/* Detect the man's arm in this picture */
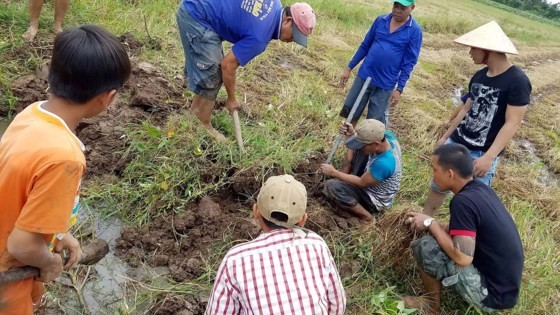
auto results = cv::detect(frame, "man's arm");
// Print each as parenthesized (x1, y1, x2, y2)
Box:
(205, 260, 240, 315)
(321, 164, 378, 188)
(437, 98, 471, 146)
(340, 150, 355, 174)
(407, 213, 474, 267)
(347, 19, 378, 70)
(7, 227, 63, 282)
(473, 105, 528, 177)
(396, 27, 422, 92)
(428, 221, 474, 267)
(221, 51, 241, 112)
(326, 250, 346, 315)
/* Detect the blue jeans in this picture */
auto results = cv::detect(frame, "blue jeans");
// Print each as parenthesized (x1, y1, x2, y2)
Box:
(339, 75, 393, 125)
(176, 5, 223, 100)
(430, 138, 500, 193)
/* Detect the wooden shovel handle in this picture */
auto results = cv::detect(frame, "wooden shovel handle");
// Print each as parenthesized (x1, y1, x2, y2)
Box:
(0, 238, 109, 285)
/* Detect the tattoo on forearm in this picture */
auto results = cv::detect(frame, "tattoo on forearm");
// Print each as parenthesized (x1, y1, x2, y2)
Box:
(453, 236, 476, 257)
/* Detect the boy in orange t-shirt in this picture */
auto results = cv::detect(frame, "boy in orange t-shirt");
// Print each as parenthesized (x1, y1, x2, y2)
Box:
(0, 25, 131, 314)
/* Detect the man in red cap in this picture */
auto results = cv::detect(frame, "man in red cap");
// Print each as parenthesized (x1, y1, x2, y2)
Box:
(177, 0, 317, 140)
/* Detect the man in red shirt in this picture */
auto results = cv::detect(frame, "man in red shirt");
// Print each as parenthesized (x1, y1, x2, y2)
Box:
(206, 175, 346, 314)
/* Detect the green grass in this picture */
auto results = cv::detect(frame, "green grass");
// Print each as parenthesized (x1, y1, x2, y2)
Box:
(2, 0, 560, 314)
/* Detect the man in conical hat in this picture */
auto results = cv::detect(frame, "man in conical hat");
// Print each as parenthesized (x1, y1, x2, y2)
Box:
(422, 21, 532, 216)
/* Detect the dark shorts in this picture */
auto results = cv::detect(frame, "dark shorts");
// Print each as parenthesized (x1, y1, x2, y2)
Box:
(339, 75, 393, 126)
(322, 179, 378, 213)
(176, 5, 223, 100)
(411, 235, 496, 313)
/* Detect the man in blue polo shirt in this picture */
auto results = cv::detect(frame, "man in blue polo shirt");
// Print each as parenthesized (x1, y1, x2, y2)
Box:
(339, 0, 422, 126)
(320, 119, 402, 222)
(176, 0, 316, 140)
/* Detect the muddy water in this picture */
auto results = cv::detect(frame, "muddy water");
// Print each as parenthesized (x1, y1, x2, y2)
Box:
(519, 140, 558, 187)
(78, 209, 130, 313)
(52, 209, 139, 314)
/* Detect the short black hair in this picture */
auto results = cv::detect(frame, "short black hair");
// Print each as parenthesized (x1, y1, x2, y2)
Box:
(262, 211, 289, 230)
(48, 24, 131, 104)
(433, 143, 473, 178)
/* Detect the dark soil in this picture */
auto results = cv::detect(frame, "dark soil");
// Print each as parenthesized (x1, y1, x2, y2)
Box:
(7, 57, 186, 177)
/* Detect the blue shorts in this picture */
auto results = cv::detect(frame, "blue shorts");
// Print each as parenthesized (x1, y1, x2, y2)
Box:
(339, 75, 393, 126)
(176, 5, 223, 100)
(430, 138, 500, 193)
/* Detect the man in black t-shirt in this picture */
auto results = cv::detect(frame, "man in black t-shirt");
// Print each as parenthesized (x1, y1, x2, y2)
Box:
(423, 21, 532, 215)
(404, 143, 524, 314)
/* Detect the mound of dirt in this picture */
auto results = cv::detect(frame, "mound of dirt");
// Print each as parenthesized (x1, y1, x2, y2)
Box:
(8, 60, 186, 177)
(116, 196, 261, 281)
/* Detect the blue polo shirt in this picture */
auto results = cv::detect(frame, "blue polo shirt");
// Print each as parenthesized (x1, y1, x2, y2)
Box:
(183, 0, 282, 66)
(348, 14, 422, 91)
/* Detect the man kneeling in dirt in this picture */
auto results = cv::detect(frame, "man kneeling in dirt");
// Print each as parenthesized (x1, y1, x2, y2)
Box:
(205, 175, 346, 314)
(320, 119, 402, 222)
(404, 143, 523, 314)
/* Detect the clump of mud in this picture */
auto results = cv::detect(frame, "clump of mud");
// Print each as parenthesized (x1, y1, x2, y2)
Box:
(8, 59, 186, 177)
(116, 196, 260, 281)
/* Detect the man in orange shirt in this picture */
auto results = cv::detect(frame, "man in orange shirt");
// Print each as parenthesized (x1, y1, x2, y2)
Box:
(0, 25, 131, 314)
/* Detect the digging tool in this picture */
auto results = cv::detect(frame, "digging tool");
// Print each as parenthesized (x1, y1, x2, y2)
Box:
(0, 238, 109, 285)
(326, 76, 371, 164)
(232, 109, 244, 151)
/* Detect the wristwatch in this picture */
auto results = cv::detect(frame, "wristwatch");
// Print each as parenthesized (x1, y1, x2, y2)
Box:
(423, 217, 435, 229)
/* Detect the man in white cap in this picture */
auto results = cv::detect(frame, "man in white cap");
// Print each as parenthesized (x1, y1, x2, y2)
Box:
(177, 0, 317, 139)
(422, 21, 532, 215)
(320, 119, 402, 222)
(205, 174, 346, 314)
(339, 0, 422, 126)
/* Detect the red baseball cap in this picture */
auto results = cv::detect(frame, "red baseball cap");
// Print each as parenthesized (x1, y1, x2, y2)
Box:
(290, 2, 316, 48)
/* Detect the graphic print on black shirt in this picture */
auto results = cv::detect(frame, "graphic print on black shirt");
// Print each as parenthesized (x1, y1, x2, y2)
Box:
(458, 83, 500, 147)
(451, 66, 531, 152)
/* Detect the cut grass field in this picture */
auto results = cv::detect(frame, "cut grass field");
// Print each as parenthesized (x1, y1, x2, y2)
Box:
(1, 0, 560, 314)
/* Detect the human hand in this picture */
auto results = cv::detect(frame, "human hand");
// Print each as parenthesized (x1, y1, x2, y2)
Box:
(405, 212, 432, 232)
(320, 163, 336, 176)
(338, 121, 355, 137)
(390, 90, 401, 105)
(36, 253, 63, 283)
(54, 233, 82, 269)
(473, 155, 493, 178)
(226, 97, 241, 113)
(340, 67, 351, 87)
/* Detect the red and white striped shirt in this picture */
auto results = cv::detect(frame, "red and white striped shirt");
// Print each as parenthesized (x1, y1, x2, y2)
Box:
(205, 228, 346, 315)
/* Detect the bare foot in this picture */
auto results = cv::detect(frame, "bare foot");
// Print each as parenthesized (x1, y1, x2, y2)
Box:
(403, 296, 438, 315)
(53, 24, 63, 35)
(22, 26, 38, 42)
(206, 127, 227, 142)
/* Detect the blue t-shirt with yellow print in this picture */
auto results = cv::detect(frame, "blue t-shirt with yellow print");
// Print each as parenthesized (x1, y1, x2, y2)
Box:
(183, 0, 283, 66)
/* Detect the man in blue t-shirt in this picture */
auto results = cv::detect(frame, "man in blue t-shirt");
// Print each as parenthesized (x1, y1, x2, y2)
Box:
(320, 119, 402, 222)
(176, 0, 316, 140)
(339, 0, 422, 126)
(405, 143, 524, 314)
(423, 21, 532, 215)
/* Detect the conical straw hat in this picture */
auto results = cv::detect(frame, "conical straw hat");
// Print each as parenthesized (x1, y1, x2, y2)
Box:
(454, 21, 518, 55)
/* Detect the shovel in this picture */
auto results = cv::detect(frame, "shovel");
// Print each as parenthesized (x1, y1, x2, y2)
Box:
(232, 109, 244, 151)
(326, 76, 371, 163)
(0, 238, 109, 285)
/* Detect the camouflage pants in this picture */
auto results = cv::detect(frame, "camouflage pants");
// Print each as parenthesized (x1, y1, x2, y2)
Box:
(411, 235, 496, 313)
